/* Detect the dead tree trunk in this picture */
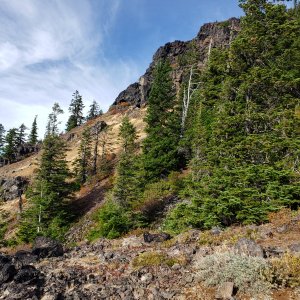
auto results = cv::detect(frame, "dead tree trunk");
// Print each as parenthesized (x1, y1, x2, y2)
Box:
(181, 66, 200, 137)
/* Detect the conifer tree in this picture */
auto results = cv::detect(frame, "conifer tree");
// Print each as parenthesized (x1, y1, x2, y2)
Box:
(19, 134, 74, 241)
(17, 123, 28, 146)
(66, 90, 85, 131)
(45, 103, 64, 137)
(73, 127, 92, 184)
(28, 116, 38, 145)
(142, 60, 181, 181)
(86, 100, 102, 121)
(181, 0, 300, 228)
(113, 116, 138, 207)
(3, 128, 18, 163)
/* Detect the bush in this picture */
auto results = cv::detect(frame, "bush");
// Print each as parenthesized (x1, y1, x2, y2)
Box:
(195, 252, 272, 295)
(134, 172, 183, 223)
(163, 202, 202, 234)
(132, 251, 178, 268)
(264, 254, 300, 288)
(88, 200, 133, 240)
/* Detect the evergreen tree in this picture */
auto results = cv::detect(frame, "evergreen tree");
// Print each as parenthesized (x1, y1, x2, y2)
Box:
(142, 60, 181, 181)
(113, 116, 139, 207)
(3, 128, 18, 163)
(17, 123, 28, 146)
(66, 90, 85, 131)
(181, 0, 300, 229)
(28, 116, 38, 145)
(86, 100, 102, 121)
(73, 127, 92, 184)
(19, 134, 74, 241)
(119, 116, 137, 154)
(45, 103, 64, 137)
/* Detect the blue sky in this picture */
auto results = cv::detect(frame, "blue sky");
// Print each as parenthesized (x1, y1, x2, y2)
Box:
(0, 0, 244, 137)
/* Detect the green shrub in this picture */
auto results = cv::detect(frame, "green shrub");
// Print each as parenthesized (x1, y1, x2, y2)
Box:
(195, 252, 272, 295)
(88, 200, 133, 240)
(163, 202, 202, 234)
(132, 251, 178, 268)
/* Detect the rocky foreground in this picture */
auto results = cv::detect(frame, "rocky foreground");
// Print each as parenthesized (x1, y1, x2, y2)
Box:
(1, 211, 300, 300)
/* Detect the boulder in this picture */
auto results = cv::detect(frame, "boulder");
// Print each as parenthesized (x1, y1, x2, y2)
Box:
(32, 237, 63, 259)
(0, 263, 17, 285)
(14, 250, 38, 268)
(14, 265, 41, 284)
(288, 243, 300, 253)
(235, 238, 264, 258)
(215, 282, 234, 300)
(0, 176, 28, 201)
(0, 253, 12, 268)
(143, 232, 171, 243)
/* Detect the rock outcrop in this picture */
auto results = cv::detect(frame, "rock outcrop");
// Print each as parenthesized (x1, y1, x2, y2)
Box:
(110, 18, 240, 111)
(0, 176, 28, 201)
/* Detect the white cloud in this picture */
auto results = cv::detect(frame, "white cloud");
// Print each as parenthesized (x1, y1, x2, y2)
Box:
(0, 0, 139, 137)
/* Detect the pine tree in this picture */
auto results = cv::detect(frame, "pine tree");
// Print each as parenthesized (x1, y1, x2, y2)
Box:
(66, 90, 85, 131)
(3, 128, 18, 163)
(45, 103, 64, 137)
(142, 60, 181, 181)
(73, 127, 92, 184)
(182, 0, 300, 229)
(113, 116, 139, 207)
(86, 100, 102, 121)
(19, 134, 74, 241)
(17, 123, 28, 146)
(119, 116, 137, 154)
(28, 116, 38, 145)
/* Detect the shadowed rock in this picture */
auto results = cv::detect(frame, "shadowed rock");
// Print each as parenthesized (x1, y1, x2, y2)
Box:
(143, 232, 171, 243)
(32, 237, 63, 259)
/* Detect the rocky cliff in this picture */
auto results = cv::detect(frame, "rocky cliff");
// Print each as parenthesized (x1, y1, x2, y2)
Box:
(110, 18, 240, 111)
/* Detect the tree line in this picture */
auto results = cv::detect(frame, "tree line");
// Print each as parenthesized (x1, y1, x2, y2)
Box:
(0, 91, 103, 165)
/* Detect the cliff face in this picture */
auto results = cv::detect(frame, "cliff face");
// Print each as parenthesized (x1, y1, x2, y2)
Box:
(110, 18, 240, 111)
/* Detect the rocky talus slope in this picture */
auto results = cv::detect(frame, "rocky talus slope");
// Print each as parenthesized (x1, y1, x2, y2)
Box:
(1, 210, 300, 300)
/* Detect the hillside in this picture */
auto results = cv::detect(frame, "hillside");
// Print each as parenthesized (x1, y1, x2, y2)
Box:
(1, 1, 300, 299)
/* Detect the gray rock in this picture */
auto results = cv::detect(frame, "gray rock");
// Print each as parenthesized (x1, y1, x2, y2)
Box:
(235, 238, 264, 258)
(211, 227, 222, 235)
(276, 224, 289, 233)
(288, 243, 300, 252)
(215, 282, 234, 300)
(143, 232, 171, 243)
(0, 264, 17, 285)
(32, 237, 63, 259)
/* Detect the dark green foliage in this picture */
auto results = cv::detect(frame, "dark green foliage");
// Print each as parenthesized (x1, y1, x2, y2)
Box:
(119, 116, 137, 154)
(142, 60, 181, 181)
(73, 127, 92, 184)
(177, 0, 300, 231)
(88, 199, 133, 240)
(17, 123, 28, 146)
(86, 100, 102, 120)
(114, 117, 139, 206)
(18, 135, 75, 242)
(28, 116, 38, 145)
(3, 128, 18, 163)
(66, 90, 85, 131)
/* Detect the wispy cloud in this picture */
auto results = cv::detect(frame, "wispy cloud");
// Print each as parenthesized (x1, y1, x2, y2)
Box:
(0, 0, 139, 137)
